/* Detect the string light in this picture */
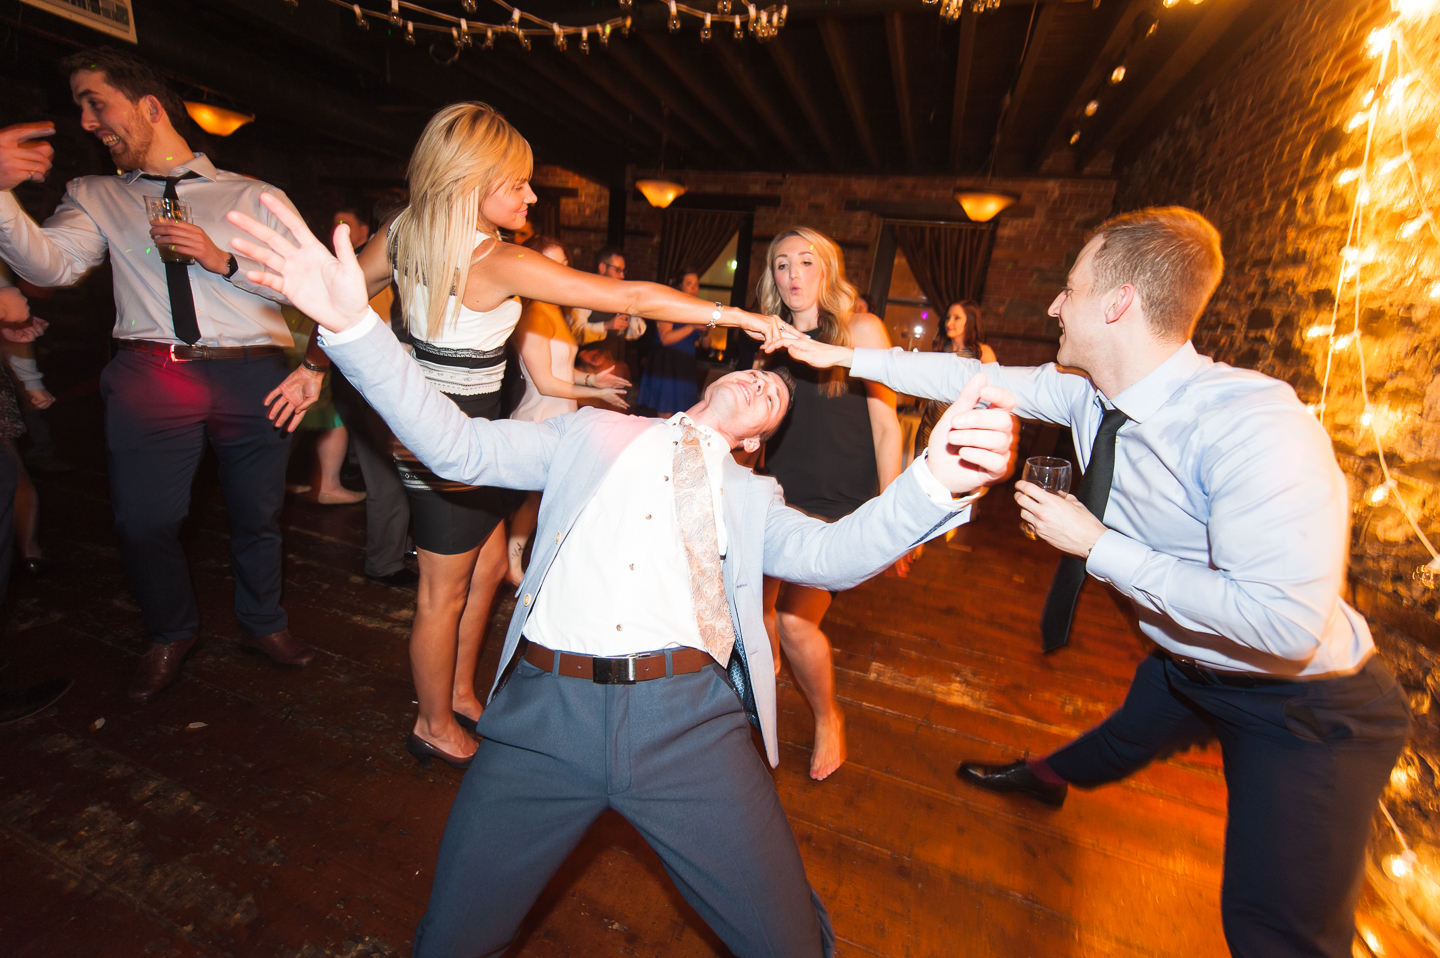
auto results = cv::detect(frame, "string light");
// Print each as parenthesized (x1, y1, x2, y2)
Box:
(323, 1, 791, 52)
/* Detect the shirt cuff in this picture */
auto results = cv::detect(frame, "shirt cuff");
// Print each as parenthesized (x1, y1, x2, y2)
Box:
(911, 451, 985, 511)
(316, 308, 380, 347)
(1084, 528, 1148, 591)
(850, 347, 884, 382)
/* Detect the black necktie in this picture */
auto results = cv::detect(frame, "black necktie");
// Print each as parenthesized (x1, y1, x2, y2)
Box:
(1039, 406, 1129, 652)
(141, 172, 201, 345)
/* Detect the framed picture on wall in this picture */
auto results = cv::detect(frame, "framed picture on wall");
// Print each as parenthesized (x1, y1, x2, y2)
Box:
(21, 0, 137, 44)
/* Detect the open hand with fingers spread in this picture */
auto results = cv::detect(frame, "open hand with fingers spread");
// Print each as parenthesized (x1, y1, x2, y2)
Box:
(766, 333, 852, 369)
(924, 373, 1017, 497)
(226, 192, 370, 333)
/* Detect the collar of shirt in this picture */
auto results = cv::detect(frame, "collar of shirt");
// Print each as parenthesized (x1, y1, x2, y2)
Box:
(121, 152, 215, 185)
(1108, 341, 1209, 425)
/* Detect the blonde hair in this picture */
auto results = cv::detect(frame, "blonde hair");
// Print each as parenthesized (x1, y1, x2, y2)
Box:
(390, 102, 533, 337)
(1088, 206, 1223, 341)
(757, 228, 855, 395)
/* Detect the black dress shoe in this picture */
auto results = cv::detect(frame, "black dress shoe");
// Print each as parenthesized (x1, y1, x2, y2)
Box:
(956, 759, 1069, 807)
(0, 678, 72, 724)
(406, 733, 475, 769)
(366, 567, 419, 589)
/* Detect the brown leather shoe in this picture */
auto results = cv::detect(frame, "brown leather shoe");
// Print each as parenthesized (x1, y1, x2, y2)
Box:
(128, 636, 198, 703)
(240, 629, 315, 667)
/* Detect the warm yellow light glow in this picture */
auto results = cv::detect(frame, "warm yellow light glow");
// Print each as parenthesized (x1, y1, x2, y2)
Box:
(1394, 0, 1439, 22)
(1427, 280, 1440, 299)
(1068, 130, 1081, 145)
(183, 101, 254, 136)
(1333, 332, 1357, 351)
(1346, 109, 1372, 132)
(1390, 762, 1415, 792)
(1362, 926, 1385, 954)
(1370, 483, 1391, 504)
(1385, 850, 1418, 880)
(1110, 65, 1127, 84)
(1399, 213, 1430, 238)
(1360, 408, 1375, 428)
(1162, 0, 1179, 7)
(954, 190, 1017, 222)
(635, 179, 686, 208)
(1084, 99, 1100, 116)
(1306, 324, 1335, 338)
(1336, 167, 1362, 185)
(1377, 152, 1410, 176)
(1367, 25, 1395, 58)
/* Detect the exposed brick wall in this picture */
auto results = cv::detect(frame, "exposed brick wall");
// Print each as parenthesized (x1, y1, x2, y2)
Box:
(1115, 0, 1439, 947)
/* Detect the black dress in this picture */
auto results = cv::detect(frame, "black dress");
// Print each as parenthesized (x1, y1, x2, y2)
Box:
(762, 335, 878, 522)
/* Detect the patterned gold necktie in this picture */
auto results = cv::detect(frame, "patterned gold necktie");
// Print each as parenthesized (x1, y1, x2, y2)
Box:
(673, 424, 736, 664)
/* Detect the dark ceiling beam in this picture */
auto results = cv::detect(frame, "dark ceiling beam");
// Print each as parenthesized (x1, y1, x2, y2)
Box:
(818, 18, 881, 169)
(637, 35, 770, 162)
(990, 0, 1065, 170)
(1034, 0, 1153, 168)
(947, 10, 978, 171)
(765, 40, 844, 168)
(505, 51, 663, 156)
(603, 42, 749, 168)
(579, 57, 700, 152)
(712, 40, 813, 171)
(885, 12, 918, 171)
(1080, 0, 1258, 168)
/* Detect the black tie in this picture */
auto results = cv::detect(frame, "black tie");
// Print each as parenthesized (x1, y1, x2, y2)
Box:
(141, 172, 201, 345)
(1039, 406, 1129, 652)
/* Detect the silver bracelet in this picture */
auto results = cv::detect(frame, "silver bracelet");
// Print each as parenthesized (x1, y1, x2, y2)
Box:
(707, 302, 723, 329)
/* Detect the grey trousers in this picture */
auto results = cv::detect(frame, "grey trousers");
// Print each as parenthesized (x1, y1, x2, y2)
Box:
(413, 652, 834, 957)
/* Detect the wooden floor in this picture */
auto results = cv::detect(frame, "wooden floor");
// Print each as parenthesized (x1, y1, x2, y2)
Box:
(0, 395, 1240, 957)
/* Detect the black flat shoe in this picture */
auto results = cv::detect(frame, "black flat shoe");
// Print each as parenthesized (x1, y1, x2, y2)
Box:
(452, 710, 479, 733)
(406, 733, 475, 769)
(956, 759, 1069, 808)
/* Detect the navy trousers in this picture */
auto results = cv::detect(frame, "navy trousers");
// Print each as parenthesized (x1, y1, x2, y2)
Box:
(414, 653, 834, 958)
(101, 350, 291, 645)
(1047, 651, 1409, 958)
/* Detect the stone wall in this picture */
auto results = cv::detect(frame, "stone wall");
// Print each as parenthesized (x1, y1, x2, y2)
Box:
(1115, 0, 1439, 950)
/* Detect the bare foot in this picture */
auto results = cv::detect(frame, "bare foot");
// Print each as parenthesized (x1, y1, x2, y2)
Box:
(809, 710, 847, 780)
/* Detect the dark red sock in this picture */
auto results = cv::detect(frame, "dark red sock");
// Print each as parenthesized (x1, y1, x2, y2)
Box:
(1026, 757, 1068, 786)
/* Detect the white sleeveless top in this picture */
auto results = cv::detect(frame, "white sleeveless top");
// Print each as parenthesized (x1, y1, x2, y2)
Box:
(396, 232, 522, 396)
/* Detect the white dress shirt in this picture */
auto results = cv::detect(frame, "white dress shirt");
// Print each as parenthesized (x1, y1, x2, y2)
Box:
(853, 343, 1375, 677)
(0, 153, 293, 347)
(524, 413, 730, 658)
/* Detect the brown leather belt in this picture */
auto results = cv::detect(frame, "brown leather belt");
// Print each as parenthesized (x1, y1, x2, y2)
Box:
(115, 339, 285, 361)
(520, 638, 714, 685)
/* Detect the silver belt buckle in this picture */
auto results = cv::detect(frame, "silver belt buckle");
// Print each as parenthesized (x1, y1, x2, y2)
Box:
(592, 656, 637, 685)
(169, 343, 199, 362)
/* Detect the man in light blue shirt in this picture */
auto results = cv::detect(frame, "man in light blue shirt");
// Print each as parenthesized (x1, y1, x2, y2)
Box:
(778, 206, 1409, 958)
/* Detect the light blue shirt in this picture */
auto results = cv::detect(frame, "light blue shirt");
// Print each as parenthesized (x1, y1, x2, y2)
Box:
(853, 343, 1374, 677)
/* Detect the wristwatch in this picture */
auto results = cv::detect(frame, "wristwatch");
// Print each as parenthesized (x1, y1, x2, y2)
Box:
(223, 254, 240, 279)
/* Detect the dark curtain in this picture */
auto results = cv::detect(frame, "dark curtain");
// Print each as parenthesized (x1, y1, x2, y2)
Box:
(657, 209, 745, 293)
(890, 221, 996, 313)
